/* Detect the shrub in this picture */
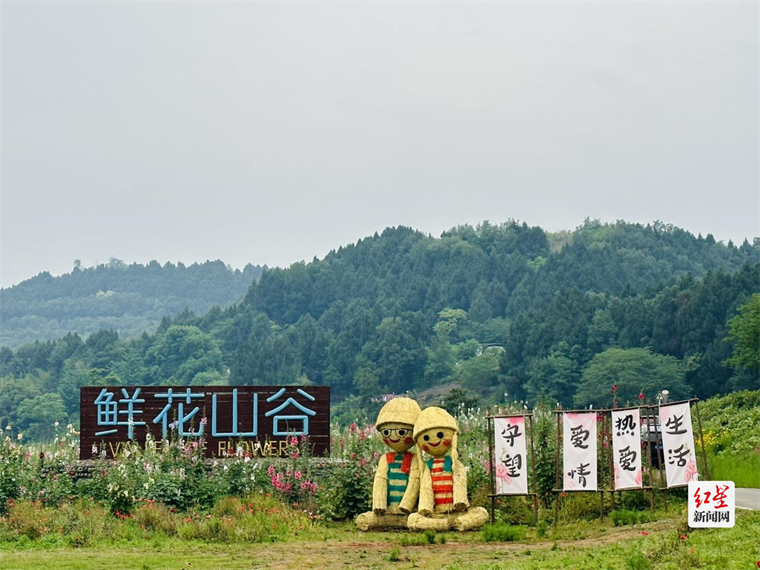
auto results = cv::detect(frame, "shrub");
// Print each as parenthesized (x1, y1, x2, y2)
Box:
(482, 522, 528, 542)
(132, 501, 178, 534)
(611, 509, 654, 527)
(316, 460, 372, 520)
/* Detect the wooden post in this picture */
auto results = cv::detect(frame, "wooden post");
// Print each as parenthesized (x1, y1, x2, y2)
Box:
(528, 414, 539, 525)
(652, 405, 668, 512)
(488, 415, 496, 525)
(644, 406, 655, 511)
(693, 399, 711, 481)
(553, 410, 562, 528)
(605, 411, 615, 513)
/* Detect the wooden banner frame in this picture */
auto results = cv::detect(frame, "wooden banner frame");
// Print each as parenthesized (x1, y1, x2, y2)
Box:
(487, 413, 539, 525)
(606, 405, 655, 512)
(552, 408, 606, 527)
(643, 398, 710, 502)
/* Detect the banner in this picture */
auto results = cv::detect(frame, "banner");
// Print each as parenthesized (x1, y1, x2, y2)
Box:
(659, 402, 698, 488)
(611, 408, 643, 490)
(563, 412, 597, 491)
(493, 416, 529, 495)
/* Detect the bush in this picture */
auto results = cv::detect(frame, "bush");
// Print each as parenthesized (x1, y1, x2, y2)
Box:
(482, 522, 528, 542)
(316, 460, 372, 520)
(611, 509, 654, 527)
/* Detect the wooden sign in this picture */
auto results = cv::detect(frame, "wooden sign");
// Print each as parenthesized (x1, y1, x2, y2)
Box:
(80, 386, 330, 459)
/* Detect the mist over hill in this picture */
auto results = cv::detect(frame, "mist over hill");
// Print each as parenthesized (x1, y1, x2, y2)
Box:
(1, 219, 758, 437)
(0, 260, 264, 348)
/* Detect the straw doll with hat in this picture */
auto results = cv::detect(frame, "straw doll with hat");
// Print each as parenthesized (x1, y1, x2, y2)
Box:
(406, 406, 488, 531)
(355, 397, 422, 530)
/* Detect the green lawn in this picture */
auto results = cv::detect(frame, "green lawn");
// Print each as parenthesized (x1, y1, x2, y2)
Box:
(1, 511, 757, 570)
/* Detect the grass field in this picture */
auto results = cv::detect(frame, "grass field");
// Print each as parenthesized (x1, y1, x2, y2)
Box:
(708, 452, 760, 488)
(1, 511, 757, 570)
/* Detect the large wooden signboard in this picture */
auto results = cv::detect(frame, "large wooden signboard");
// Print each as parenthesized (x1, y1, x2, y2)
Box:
(80, 386, 330, 459)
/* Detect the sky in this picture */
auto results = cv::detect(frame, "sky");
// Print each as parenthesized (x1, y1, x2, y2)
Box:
(1, 2, 758, 288)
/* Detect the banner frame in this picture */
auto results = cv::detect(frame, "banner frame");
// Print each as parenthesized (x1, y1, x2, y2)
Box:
(644, 398, 709, 491)
(607, 407, 655, 512)
(552, 408, 605, 526)
(486, 413, 539, 525)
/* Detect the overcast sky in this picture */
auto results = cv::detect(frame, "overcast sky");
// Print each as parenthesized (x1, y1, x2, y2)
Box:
(2, 2, 758, 288)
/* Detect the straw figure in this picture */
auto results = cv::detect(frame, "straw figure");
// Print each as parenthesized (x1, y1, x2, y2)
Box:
(406, 406, 488, 531)
(355, 397, 422, 531)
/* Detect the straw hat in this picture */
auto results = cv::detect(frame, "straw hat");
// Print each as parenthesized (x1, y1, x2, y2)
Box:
(376, 397, 421, 428)
(412, 406, 458, 440)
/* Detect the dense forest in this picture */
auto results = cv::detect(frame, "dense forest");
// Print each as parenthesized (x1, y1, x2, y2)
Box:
(1, 219, 758, 439)
(0, 260, 264, 348)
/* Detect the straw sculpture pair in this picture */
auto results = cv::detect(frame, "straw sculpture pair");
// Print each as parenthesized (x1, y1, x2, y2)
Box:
(355, 398, 488, 532)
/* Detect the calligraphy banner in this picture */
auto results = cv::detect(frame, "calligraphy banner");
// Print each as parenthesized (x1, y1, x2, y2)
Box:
(659, 402, 698, 488)
(80, 386, 330, 459)
(611, 408, 643, 490)
(563, 412, 597, 491)
(493, 416, 529, 495)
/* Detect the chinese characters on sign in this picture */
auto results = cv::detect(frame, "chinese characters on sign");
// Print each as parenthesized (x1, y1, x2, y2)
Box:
(493, 416, 529, 495)
(80, 386, 330, 459)
(611, 408, 643, 490)
(688, 481, 734, 528)
(659, 402, 698, 488)
(563, 412, 597, 491)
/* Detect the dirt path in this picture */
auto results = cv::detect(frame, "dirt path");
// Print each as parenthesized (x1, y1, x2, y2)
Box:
(0, 519, 678, 570)
(258, 520, 674, 570)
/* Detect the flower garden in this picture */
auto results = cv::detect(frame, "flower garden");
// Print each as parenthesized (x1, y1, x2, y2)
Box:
(0, 394, 759, 570)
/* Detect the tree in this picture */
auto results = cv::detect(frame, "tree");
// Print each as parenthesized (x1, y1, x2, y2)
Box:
(725, 294, 760, 372)
(440, 388, 480, 414)
(147, 325, 223, 384)
(525, 343, 580, 407)
(16, 393, 67, 441)
(574, 348, 689, 408)
(359, 317, 427, 394)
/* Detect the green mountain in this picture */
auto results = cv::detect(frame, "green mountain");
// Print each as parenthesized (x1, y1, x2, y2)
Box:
(1, 219, 758, 437)
(0, 259, 264, 348)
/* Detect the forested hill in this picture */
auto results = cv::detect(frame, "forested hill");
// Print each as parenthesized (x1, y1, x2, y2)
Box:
(1, 220, 759, 439)
(0, 260, 264, 348)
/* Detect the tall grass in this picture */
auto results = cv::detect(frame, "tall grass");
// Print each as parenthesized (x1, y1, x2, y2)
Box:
(708, 452, 760, 488)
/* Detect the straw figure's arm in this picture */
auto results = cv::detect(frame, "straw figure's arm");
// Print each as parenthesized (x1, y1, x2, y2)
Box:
(372, 454, 389, 514)
(398, 455, 420, 514)
(417, 461, 434, 516)
(452, 459, 470, 512)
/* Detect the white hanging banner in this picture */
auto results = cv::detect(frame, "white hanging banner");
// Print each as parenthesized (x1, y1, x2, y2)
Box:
(611, 408, 643, 490)
(493, 416, 529, 495)
(659, 402, 698, 488)
(563, 412, 597, 491)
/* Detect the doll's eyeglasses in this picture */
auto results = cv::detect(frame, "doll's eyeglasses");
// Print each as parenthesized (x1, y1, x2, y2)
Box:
(380, 428, 410, 438)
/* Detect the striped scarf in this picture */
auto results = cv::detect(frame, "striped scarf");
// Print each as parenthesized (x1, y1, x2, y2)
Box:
(428, 456, 453, 507)
(386, 452, 413, 507)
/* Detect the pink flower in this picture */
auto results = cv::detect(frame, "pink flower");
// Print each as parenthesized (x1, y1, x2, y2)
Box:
(310, 482, 317, 493)
(267, 465, 275, 477)
(290, 436, 299, 446)
(294, 470, 302, 480)
(495, 464, 511, 483)
(684, 460, 698, 482)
